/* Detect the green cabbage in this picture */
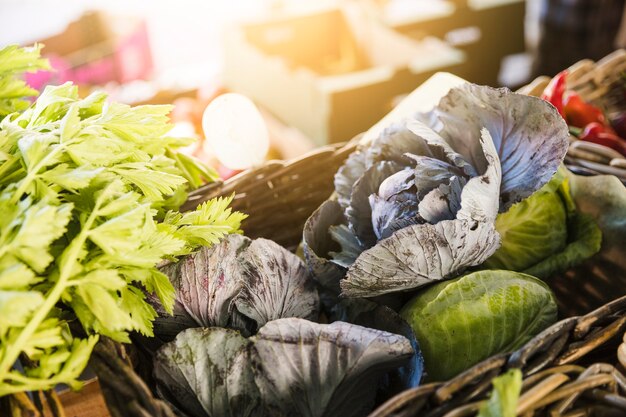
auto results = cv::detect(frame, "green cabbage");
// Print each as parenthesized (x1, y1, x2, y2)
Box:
(400, 270, 557, 381)
(484, 169, 601, 278)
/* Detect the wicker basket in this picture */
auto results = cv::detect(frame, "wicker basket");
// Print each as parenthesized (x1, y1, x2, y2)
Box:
(519, 49, 626, 184)
(57, 56, 626, 417)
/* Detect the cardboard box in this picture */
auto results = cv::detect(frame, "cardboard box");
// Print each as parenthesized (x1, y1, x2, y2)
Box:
(222, 6, 465, 145)
(374, 0, 526, 86)
(28, 11, 153, 88)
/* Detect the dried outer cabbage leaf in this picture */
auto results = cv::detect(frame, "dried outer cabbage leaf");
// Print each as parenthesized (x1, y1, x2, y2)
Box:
(302, 199, 349, 295)
(346, 161, 403, 248)
(234, 239, 319, 329)
(251, 318, 415, 417)
(161, 234, 250, 330)
(154, 327, 261, 417)
(421, 83, 569, 211)
(341, 220, 500, 298)
(328, 298, 424, 394)
(400, 270, 557, 381)
(154, 318, 415, 417)
(154, 235, 319, 338)
(334, 150, 367, 210)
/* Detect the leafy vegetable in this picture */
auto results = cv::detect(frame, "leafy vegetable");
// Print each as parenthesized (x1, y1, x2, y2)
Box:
(484, 169, 601, 278)
(152, 235, 319, 340)
(565, 170, 626, 271)
(0, 45, 245, 395)
(154, 318, 415, 417)
(154, 327, 260, 417)
(304, 83, 569, 298)
(342, 220, 500, 297)
(0, 45, 49, 118)
(400, 270, 557, 381)
(477, 369, 522, 417)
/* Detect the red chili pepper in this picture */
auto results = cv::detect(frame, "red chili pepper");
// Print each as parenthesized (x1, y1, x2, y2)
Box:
(541, 70, 567, 118)
(563, 92, 611, 130)
(579, 122, 626, 156)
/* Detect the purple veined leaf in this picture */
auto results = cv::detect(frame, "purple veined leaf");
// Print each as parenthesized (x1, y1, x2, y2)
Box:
(456, 128, 502, 224)
(154, 327, 261, 417)
(407, 120, 477, 178)
(302, 199, 348, 296)
(328, 224, 364, 268)
(234, 238, 320, 330)
(157, 234, 250, 332)
(334, 150, 367, 210)
(327, 298, 424, 396)
(341, 219, 500, 298)
(251, 318, 414, 417)
(418, 175, 466, 224)
(370, 191, 420, 241)
(365, 122, 433, 167)
(346, 161, 403, 248)
(423, 84, 569, 211)
(418, 128, 502, 225)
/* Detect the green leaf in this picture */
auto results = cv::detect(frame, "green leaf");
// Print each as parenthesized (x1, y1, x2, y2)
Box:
(121, 268, 175, 315)
(28, 83, 78, 126)
(168, 150, 219, 189)
(0, 291, 44, 335)
(484, 169, 601, 278)
(524, 212, 601, 279)
(484, 186, 568, 271)
(110, 162, 187, 201)
(400, 270, 557, 381)
(0, 259, 38, 290)
(0, 45, 49, 118)
(0, 44, 49, 75)
(75, 283, 134, 333)
(88, 205, 147, 254)
(167, 195, 247, 251)
(97, 102, 173, 142)
(119, 286, 157, 336)
(7, 201, 73, 273)
(17, 132, 60, 171)
(41, 164, 103, 192)
(478, 369, 523, 417)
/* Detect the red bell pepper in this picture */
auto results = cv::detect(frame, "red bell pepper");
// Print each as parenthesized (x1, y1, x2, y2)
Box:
(541, 70, 567, 118)
(579, 122, 626, 156)
(563, 92, 611, 130)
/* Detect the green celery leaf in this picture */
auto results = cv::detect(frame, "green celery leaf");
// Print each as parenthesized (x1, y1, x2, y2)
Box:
(0, 259, 38, 290)
(110, 162, 187, 201)
(75, 283, 134, 332)
(97, 102, 173, 142)
(41, 164, 103, 192)
(0, 44, 49, 75)
(17, 132, 60, 171)
(119, 286, 157, 336)
(88, 205, 148, 254)
(7, 200, 73, 273)
(167, 195, 247, 251)
(27, 83, 78, 126)
(0, 291, 44, 335)
(478, 369, 523, 417)
(120, 267, 175, 314)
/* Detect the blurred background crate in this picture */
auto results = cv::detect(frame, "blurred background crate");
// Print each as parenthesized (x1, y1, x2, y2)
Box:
(223, 5, 465, 145)
(368, 0, 526, 86)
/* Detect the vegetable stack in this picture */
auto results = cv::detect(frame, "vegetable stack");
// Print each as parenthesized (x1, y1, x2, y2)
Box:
(0, 45, 246, 397)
